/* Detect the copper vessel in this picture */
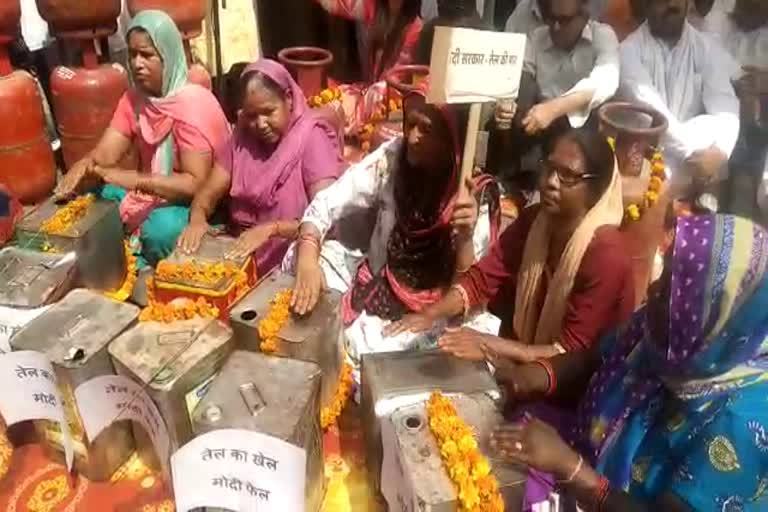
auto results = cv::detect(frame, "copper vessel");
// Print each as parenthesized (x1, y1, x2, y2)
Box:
(372, 64, 430, 148)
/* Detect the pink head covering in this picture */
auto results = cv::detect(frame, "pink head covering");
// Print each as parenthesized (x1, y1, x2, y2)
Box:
(225, 59, 341, 219)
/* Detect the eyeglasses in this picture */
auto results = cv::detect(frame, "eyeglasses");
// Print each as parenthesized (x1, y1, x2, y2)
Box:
(540, 160, 597, 186)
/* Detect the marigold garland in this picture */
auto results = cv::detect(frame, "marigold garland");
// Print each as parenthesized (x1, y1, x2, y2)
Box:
(104, 241, 138, 302)
(359, 97, 404, 154)
(624, 149, 667, 222)
(308, 87, 342, 108)
(40, 194, 95, 235)
(139, 277, 220, 323)
(257, 289, 292, 353)
(155, 260, 245, 288)
(427, 391, 504, 512)
(320, 362, 354, 430)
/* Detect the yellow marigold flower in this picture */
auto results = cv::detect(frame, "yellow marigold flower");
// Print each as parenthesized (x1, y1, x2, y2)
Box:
(648, 175, 664, 193)
(644, 190, 659, 207)
(626, 203, 641, 221)
(458, 434, 478, 454)
(320, 89, 334, 102)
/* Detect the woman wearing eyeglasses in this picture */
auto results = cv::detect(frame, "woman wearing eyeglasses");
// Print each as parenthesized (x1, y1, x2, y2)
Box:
(387, 127, 634, 365)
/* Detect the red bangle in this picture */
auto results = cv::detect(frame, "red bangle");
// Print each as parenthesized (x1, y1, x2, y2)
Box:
(596, 475, 610, 511)
(533, 359, 556, 396)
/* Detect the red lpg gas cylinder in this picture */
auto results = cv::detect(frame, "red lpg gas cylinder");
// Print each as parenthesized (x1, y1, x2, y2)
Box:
(127, 0, 205, 38)
(51, 63, 129, 170)
(188, 63, 212, 90)
(36, 0, 121, 38)
(278, 47, 334, 99)
(0, 71, 55, 204)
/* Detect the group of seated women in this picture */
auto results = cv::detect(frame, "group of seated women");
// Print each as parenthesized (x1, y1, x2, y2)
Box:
(49, 8, 768, 512)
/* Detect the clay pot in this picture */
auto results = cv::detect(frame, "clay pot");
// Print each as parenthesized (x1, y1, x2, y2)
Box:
(277, 47, 334, 99)
(599, 101, 668, 177)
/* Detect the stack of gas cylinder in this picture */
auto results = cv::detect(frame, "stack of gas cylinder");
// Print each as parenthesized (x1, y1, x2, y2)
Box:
(33, 0, 129, 173)
(127, 0, 211, 89)
(0, 0, 56, 204)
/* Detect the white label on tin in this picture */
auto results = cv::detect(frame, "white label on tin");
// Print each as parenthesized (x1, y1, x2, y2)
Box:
(75, 375, 171, 479)
(0, 350, 73, 469)
(172, 428, 306, 512)
(0, 305, 49, 353)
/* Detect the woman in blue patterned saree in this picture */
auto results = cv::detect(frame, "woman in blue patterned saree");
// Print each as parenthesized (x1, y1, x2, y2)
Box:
(490, 213, 768, 511)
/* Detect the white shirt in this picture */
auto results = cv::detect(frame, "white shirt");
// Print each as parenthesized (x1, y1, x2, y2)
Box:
(619, 22, 740, 175)
(702, 8, 768, 68)
(523, 20, 620, 127)
(19, 0, 49, 52)
(301, 139, 491, 275)
(504, 0, 606, 36)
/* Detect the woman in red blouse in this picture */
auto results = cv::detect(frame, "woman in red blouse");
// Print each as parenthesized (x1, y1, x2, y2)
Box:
(387, 127, 635, 362)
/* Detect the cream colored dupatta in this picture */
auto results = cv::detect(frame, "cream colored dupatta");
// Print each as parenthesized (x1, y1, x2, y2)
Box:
(512, 160, 624, 346)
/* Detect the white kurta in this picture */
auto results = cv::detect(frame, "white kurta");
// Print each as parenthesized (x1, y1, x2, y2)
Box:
(619, 22, 741, 180)
(282, 139, 500, 380)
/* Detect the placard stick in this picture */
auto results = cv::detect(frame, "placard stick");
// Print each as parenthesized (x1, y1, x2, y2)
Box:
(458, 103, 482, 200)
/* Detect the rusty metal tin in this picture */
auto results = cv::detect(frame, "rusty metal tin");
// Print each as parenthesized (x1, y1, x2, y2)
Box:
(11, 289, 140, 481)
(384, 394, 526, 511)
(0, 246, 76, 308)
(192, 350, 325, 512)
(15, 197, 126, 292)
(230, 271, 343, 408)
(360, 350, 501, 493)
(108, 317, 234, 462)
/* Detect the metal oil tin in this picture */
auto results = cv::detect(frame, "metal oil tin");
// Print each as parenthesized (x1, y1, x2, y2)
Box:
(155, 234, 249, 293)
(360, 350, 501, 493)
(384, 394, 526, 511)
(11, 289, 140, 481)
(230, 271, 343, 408)
(0, 246, 76, 308)
(192, 350, 325, 512)
(108, 317, 234, 463)
(15, 197, 126, 292)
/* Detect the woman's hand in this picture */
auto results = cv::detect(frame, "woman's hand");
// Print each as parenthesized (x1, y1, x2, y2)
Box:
(438, 327, 496, 361)
(483, 348, 551, 401)
(177, 221, 210, 254)
(54, 156, 95, 199)
(384, 312, 436, 338)
(291, 255, 324, 315)
(451, 177, 479, 239)
(490, 417, 581, 477)
(226, 223, 276, 260)
(494, 100, 517, 129)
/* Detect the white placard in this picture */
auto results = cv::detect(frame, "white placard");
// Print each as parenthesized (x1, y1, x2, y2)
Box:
(0, 305, 49, 353)
(74, 375, 171, 478)
(0, 350, 73, 469)
(428, 26, 527, 104)
(171, 428, 306, 512)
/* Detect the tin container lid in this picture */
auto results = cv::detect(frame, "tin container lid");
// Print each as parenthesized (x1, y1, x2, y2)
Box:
(0, 247, 76, 308)
(361, 350, 499, 402)
(12, 289, 140, 366)
(17, 197, 116, 238)
(156, 235, 247, 291)
(108, 317, 233, 389)
(192, 350, 321, 436)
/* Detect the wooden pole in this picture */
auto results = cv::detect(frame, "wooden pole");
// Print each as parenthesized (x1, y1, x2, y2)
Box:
(458, 103, 482, 199)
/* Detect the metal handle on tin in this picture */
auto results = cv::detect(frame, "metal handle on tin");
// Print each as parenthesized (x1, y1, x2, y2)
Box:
(239, 382, 265, 416)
